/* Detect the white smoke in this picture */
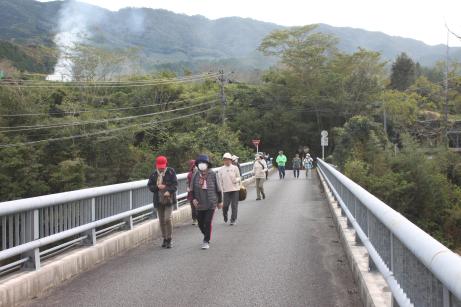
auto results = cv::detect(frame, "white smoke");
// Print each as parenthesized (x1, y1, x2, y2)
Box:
(47, 1, 106, 81)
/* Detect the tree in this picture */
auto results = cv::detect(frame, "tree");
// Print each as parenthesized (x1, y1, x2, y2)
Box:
(390, 53, 416, 91)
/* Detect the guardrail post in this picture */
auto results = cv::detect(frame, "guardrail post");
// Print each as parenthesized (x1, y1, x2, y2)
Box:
(366, 209, 377, 272)
(124, 190, 134, 230)
(22, 209, 40, 270)
(390, 233, 399, 307)
(443, 286, 450, 307)
(83, 198, 96, 245)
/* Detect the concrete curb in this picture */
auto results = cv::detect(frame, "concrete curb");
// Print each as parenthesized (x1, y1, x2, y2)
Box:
(317, 169, 392, 307)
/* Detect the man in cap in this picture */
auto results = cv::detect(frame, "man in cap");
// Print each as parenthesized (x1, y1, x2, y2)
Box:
(147, 156, 177, 248)
(218, 153, 241, 225)
(253, 153, 268, 200)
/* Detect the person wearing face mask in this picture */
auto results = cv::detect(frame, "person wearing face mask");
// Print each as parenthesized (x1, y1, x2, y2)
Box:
(191, 154, 223, 249)
(218, 152, 241, 225)
(147, 156, 178, 249)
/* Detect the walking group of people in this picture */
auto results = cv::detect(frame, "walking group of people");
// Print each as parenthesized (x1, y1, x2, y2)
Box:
(147, 152, 268, 250)
(276, 151, 314, 179)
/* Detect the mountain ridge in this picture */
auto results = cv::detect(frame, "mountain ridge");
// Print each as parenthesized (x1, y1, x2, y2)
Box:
(0, 0, 460, 74)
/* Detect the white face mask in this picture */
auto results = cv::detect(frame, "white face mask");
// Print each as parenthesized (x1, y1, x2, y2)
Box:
(198, 163, 208, 171)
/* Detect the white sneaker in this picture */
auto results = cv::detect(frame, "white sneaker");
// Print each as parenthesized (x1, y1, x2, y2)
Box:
(201, 242, 210, 250)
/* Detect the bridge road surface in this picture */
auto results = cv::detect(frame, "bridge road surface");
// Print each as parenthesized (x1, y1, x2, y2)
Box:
(28, 170, 362, 307)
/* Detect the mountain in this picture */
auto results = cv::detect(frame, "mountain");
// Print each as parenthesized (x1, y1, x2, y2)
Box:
(0, 0, 460, 75)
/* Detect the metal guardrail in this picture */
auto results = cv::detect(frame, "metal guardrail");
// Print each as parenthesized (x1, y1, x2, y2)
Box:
(317, 159, 461, 307)
(0, 161, 260, 275)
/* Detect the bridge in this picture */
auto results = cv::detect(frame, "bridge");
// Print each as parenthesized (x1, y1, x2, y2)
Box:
(0, 161, 460, 307)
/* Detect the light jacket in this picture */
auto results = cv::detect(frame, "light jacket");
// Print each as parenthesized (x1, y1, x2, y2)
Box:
(218, 164, 241, 192)
(276, 154, 287, 166)
(253, 159, 268, 179)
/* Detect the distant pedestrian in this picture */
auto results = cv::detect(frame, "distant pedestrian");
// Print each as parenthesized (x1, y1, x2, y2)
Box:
(219, 153, 241, 225)
(231, 155, 242, 178)
(276, 150, 287, 179)
(253, 153, 267, 200)
(191, 154, 223, 249)
(147, 156, 178, 249)
(186, 159, 198, 226)
(264, 153, 270, 179)
(292, 154, 302, 179)
(303, 154, 314, 177)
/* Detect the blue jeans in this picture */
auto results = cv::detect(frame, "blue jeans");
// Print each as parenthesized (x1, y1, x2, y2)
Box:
(278, 166, 285, 178)
(293, 168, 300, 178)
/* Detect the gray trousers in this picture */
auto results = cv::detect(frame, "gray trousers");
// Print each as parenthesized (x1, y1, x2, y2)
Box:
(255, 178, 265, 199)
(157, 204, 173, 239)
(223, 191, 239, 222)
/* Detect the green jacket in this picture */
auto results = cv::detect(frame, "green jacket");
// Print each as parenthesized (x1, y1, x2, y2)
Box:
(276, 154, 287, 166)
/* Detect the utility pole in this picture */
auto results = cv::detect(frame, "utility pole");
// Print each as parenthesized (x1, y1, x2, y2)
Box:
(444, 26, 450, 146)
(383, 105, 387, 135)
(218, 70, 227, 125)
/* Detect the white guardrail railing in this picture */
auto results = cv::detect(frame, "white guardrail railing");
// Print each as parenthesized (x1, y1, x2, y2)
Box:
(0, 161, 266, 276)
(317, 159, 461, 307)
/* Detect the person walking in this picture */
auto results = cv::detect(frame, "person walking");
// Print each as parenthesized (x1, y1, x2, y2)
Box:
(264, 153, 270, 179)
(218, 153, 241, 225)
(147, 156, 178, 249)
(190, 154, 223, 249)
(253, 153, 267, 200)
(303, 154, 314, 177)
(292, 154, 302, 179)
(231, 155, 242, 179)
(186, 159, 198, 226)
(276, 150, 287, 179)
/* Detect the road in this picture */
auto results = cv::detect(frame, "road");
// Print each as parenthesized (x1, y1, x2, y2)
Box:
(28, 170, 362, 307)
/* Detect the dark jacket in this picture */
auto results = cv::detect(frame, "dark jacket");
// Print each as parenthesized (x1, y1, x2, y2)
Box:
(147, 167, 178, 208)
(191, 170, 222, 210)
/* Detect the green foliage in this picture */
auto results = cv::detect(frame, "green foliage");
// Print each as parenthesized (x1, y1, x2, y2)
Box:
(49, 159, 87, 193)
(382, 90, 419, 130)
(0, 40, 56, 73)
(336, 115, 461, 248)
(390, 52, 416, 91)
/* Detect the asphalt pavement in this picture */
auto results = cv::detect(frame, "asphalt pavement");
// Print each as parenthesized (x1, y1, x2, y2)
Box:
(28, 170, 362, 307)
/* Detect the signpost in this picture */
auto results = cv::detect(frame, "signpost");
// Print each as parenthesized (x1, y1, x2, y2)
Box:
(321, 131, 328, 159)
(252, 139, 260, 153)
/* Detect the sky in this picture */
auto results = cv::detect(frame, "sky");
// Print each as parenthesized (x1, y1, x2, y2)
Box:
(43, 0, 461, 46)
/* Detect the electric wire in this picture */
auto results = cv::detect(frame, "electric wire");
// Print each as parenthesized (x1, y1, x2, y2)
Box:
(0, 94, 217, 118)
(0, 100, 217, 132)
(0, 106, 217, 148)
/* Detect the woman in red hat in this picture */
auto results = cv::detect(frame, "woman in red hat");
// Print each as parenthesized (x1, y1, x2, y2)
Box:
(147, 155, 178, 248)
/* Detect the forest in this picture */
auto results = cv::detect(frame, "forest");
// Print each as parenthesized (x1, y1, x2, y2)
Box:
(1, 25, 461, 251)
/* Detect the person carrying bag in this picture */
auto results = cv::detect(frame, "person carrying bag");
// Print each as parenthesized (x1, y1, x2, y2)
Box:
(147, 156, 177, 249)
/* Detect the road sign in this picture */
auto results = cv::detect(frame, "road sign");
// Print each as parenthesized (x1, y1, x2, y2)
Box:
(321, 137, 328, 147)
(321, 130, 328, 137)
(252, 139, 260, 146)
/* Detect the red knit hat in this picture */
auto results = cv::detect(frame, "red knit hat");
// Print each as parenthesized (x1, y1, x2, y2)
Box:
(156, 156, 168, 169)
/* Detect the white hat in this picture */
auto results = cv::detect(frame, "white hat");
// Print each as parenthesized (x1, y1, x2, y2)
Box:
(231, 155, 239, 161)
(223, 152, 233, 160)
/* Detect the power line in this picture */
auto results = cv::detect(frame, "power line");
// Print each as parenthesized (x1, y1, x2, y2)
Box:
(0, 100, 217, 132)
(0, 72, 219, 85)
(0, 106, 217, 149)
(0, 73, 219, 89)
(0, 94, 216, 118)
